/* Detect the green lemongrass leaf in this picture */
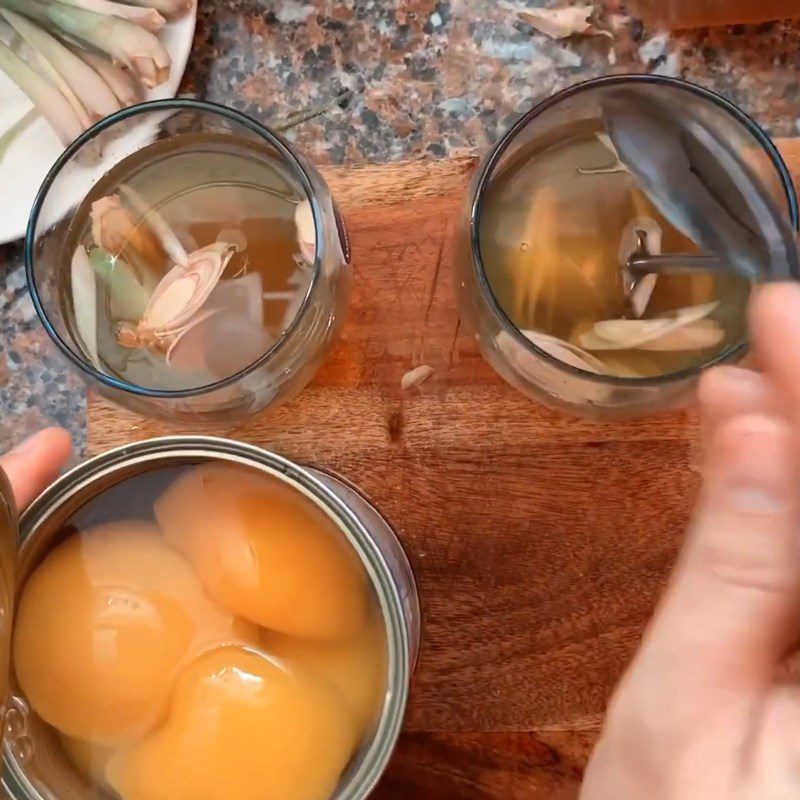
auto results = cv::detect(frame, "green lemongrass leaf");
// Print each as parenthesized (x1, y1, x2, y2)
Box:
(1, 9, 118, 122)
(0, 107, 37, 166)
(0, 39, 83, 145)
(55, 0, 165, 33)
(88, 247, 152, 322)
(0, 0, 171, 88)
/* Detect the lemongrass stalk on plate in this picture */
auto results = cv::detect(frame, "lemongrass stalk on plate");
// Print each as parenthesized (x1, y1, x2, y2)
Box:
(54, 0, 165, 33)
(122, 0, 192, 22)
(1, 9, 119, 121)
(0, 39, 83, 145)
(0, 107, 36, 166)
(0, 0, 172, 88)
(2, 19, 91, 128)
(70, 47, 142, 106)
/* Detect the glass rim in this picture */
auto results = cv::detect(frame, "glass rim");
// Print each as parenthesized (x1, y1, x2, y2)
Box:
(25, 98, 328, 400)
(469, 73, 800, 388)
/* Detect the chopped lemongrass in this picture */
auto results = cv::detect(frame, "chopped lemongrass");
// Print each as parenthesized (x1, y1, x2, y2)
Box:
(121, 0, 192, 21)
(521, 329, 607, 374)
(55, 0, 165, 33)
(0, 39, 83, 145)
(71, 49, 142, 107)
(0, 0, 172, 88)
(294, 198, 315, 264)
(88, 248, 152, 321)
(91, 195, 164, 265)
(0, 107, 36, 166)
(0, 9, 118, 122)
(136, 242, 237, 342)
(71, 245, 100, 367)
(119, 184, 188, 266)
(401, 364, 434, 390)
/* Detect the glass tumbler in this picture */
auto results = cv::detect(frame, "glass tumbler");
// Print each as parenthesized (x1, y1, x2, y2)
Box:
(627, 0, 800, 27)
(27, 99, 351, 424)
(457, 75, 799, 420)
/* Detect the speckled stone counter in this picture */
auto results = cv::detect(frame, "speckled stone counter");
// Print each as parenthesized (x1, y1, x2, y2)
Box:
(3, 0, 800, 455)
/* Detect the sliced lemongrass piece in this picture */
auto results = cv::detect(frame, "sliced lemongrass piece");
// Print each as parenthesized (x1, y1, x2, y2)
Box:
(294, 198, 316, 264)
(0, 107, 36, 166)
(138, 242, 237, 338)
(72, 49, 142, 107)
(578, 301, 720, 351)
(1, 9, 118, 121)
(119, 184, 187, 266)
(91, 195, 162, 265)
(0, 39, 83, 145)
(521, 329, 607, 374)
(401, 364, 434, 390)
(518, 5, 592, 38)
(55, 0, 165, 32)
(71, 245, 99, 367)
(637, 319, 725, 351)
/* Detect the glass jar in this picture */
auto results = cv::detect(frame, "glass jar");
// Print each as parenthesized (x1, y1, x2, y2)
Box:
(457, 75, 799, 420)
(627, 0, 800, 28)
(26, 100, 352, 425)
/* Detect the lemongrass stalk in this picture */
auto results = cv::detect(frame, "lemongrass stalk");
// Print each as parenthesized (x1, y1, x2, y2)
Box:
(0, 39, 83, 145)
(119, 184, 188, 266)
(121, 0, 192, 22)
(0, 107, 37, 166)
(2, 19, 91, 128)
(0, 0, 172, 88)
(72, 48, 142, 106)
(55, 0, 165, 33)
(1, 9, 118, 122)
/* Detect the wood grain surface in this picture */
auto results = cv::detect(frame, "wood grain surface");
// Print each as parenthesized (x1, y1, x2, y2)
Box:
(87, 140, 800, 798)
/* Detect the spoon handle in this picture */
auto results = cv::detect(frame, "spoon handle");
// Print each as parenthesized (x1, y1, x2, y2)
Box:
(627, 252, 724, 276)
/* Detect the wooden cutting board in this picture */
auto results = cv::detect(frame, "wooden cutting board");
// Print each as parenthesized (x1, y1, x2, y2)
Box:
(88, 140, 800, 799)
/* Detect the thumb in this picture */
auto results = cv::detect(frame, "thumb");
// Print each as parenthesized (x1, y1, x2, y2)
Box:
(0, 428, 72, 511)
(642, 412, 800, 692)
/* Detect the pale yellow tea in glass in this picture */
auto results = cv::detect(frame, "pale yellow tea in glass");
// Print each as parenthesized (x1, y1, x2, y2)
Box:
(479, 120, 752, 380)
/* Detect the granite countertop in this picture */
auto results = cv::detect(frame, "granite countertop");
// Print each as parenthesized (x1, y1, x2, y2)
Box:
(2, 0, 800, 455)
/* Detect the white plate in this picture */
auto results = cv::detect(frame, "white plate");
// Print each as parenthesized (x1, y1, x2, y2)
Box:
(0, 4, 198, 245)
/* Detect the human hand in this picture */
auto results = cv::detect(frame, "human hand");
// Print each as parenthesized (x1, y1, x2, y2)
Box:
(0, 428, 73, 511)
(581, 283, 800, 800)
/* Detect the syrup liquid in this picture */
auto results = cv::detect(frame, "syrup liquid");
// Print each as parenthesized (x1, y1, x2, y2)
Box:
(12, 461, 387, 800)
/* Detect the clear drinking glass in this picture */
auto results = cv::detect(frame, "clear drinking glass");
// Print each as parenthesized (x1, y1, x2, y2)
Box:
(627, 0, 800, 27)
(26, 99, 351, 424)
(457, 75, 799, 420)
